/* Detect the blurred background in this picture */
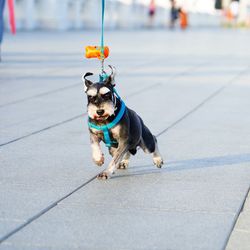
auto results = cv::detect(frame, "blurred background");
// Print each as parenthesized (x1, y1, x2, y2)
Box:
(2, 0, 250, 31)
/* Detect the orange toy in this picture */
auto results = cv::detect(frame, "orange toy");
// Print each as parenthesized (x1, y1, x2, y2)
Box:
(85, 46, 109, 60)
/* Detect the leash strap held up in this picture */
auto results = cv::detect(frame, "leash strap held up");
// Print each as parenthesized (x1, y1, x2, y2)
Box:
(100, 0, 106, 82)
(101, 0, 105, 56)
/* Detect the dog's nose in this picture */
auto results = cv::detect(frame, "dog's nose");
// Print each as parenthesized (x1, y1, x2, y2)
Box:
(96, 109, 105, 116)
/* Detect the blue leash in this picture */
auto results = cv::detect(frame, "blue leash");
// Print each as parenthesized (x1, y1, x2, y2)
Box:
(100, 0, 106, 82)
(101, 0, 105, 56)
(88, 0, 126, 148)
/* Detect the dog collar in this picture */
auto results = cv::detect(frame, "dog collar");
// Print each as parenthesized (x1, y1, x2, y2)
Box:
(88, 97, 126, 148)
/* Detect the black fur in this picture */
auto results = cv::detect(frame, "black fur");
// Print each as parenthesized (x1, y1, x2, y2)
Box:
(84, 66, 163, 179)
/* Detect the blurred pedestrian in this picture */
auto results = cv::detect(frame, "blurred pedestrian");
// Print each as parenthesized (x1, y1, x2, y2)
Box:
(0, 0, 5, 61)
(230, 0, 239, 23)
(0, 0, 15, 62)
(148, 0, 156, 28)
(215, 0, 222, 10)
(169, 0, 178, 28)
(224, 0, 239, 26)
(8, 0, 15, 34)
(178, 8, 188, 30)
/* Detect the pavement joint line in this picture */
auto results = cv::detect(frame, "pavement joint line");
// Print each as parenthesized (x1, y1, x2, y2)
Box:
(0, 114, 84, 148)
(0, 80, 158, 130)
(0, 61, 205, 132)
(0, 61, 203, 148)
(0, 65, 247, 244)
(235, 229, 250, 233)
(156, 66, 250, 138)
(156, 65, 249, 250)
(73, 200, 236, 214)
(0, 60, 204, 109)
(0, 68, 68, 82)
(224, 186, 250, 249)
(0, 83, 81, 109)
(0, 174, 98, 244)
(0, 103, 79, 130)
(0, 57, 156, 87)
(0, 82, 161, 148)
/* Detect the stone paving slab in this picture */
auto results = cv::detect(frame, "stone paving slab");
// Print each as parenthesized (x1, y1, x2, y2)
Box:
(0, 65, 243, 236)
(0, 208, 235, 250)
(226, 190, 250, 250)
(2, 68, 250, 249)
(1, 29, 250, 249)
(0, 76, 222, 235)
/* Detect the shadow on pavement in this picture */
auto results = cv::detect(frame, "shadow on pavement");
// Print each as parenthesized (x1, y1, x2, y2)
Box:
(113, 153, 250, 179)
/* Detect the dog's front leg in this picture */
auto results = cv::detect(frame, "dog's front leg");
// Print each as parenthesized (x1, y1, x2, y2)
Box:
(98, 143, 128, 180)
(90, 132, 104, 166)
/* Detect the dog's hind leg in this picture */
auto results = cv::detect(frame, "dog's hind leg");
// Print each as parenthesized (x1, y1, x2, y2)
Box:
(152, 137, 164, 168)
(140, 123, 163, 168)
(140, 136, 163, 168)
(118, 152, 130, 169)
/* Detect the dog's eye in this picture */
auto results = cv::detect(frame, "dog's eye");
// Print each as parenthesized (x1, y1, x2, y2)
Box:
(88, 95, 96, 102)
(102, 93, 111, 100)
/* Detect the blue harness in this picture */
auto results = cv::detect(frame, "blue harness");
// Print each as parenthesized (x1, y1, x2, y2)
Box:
(88, 88, 126, 148)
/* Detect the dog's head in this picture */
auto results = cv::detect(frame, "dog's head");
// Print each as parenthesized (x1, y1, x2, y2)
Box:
(83, 65, 116, 122)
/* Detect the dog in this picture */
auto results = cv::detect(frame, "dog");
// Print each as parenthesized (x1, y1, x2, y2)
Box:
(83, 65, 163, 179)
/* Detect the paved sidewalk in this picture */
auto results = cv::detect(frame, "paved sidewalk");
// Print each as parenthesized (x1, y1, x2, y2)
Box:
(226, 190, 250, 250)
(0, 29, 250, 250)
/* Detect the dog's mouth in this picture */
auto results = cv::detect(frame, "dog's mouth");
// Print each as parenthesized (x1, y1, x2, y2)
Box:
(94, 114, 110, 121)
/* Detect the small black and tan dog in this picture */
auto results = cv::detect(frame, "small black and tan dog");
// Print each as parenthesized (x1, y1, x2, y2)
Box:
(83, 66, 163, 179)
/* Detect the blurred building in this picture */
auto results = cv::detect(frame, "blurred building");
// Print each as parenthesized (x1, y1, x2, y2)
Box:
(3, 0, 250, 30)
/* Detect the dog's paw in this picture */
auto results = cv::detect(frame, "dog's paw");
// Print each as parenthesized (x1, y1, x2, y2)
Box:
(153, 156, 164, 168)
(93, 154, 104, 166)
(118, 160, 129, 170)
(97, 171, 110, 180)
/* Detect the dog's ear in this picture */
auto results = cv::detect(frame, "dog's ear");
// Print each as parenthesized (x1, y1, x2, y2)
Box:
(104, 65, 116, 87)
(82, 72, 94, 92)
